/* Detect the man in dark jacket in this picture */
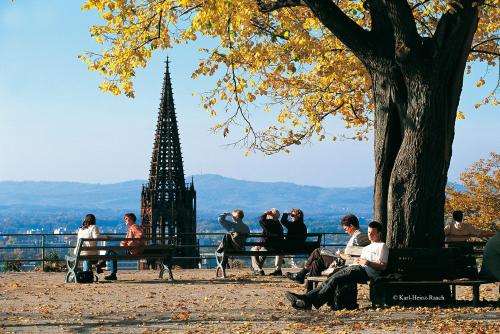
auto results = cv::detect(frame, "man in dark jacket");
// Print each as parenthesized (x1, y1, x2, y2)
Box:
(272, 208, 308, 276)
(251, 208, 283, 275)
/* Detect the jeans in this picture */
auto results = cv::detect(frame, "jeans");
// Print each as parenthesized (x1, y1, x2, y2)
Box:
(82, 260, 92, 272)
(105, 249, 128, 273)
(305, 265, 369, 309)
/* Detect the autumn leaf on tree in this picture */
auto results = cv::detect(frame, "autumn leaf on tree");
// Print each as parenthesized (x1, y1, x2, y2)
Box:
(446, 152, 499, 231)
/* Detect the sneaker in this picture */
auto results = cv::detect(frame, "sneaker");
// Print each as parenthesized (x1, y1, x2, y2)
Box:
(104, 273, 117, 281)
(286, 272, 304, 284)
(268, 269, 283, 276)
(285, 291, 311, 310)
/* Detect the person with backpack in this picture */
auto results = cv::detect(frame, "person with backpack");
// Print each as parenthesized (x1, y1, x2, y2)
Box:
(285, 221, 388, 311)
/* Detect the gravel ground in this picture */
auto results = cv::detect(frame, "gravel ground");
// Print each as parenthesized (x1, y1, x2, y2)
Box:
(1, 269, 499, 333)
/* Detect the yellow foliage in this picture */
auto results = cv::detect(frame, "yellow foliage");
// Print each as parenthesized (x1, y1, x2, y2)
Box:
(445, 152, 500, 231)
(80, 0, 499, 153)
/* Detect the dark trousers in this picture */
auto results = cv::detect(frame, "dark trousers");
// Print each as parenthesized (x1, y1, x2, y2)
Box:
(305, 265, 369, 309)
(305, 248, 335, 276)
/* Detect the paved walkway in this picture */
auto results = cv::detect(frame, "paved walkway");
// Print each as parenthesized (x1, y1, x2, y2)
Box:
(1, 269, 498, 333)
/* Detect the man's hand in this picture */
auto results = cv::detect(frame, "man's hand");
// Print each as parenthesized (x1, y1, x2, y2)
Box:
(338, 252, 349, 260)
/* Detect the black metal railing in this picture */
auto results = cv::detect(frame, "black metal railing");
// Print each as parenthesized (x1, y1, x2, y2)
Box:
(0, 232, 349, 271)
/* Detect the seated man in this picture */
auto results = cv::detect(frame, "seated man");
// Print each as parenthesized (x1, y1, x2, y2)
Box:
(216, 209, 250, 270)
(445, 210, 495, 242)
(287, 214, 369, 283)
(285, 221, 388, 310)
(97, 213, 144, 281)
(251, 208, 284, 276)
(274, 208, 307, 274)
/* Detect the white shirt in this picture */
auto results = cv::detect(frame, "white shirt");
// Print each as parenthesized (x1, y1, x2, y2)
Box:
(74, 225, 101, 256)
(360, 242, 389, 278)
(444, 221, 483, 242)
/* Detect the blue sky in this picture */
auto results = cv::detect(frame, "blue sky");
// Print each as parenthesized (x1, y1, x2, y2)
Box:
(0, 1, 498, 187)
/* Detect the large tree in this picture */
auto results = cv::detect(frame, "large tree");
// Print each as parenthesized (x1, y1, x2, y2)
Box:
(81, 0, 499, 247)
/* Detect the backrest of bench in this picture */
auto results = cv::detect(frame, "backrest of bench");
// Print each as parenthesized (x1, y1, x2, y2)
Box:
(243, 233, 321, 248)
(75, 238, 173, 255)
(385, 247, 478, 280)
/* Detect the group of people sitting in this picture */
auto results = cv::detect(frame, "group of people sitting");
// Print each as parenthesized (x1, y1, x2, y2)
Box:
(217, 208, 498, 312)
(75, 212, 145, 281)
(75, 207, 498, 303)
(217, 208, 307, 276)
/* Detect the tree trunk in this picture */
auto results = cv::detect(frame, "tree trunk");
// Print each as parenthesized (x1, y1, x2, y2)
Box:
(369, 2, 481, 248)
(385, 80, 454, 247)
(371, 66, 404, 240)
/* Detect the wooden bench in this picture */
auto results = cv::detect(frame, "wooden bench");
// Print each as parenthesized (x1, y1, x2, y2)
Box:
(305, 247, 494, 307)
(215, 233, 322, 278)
(371, 247, 493, 307)
(65, 237, 175, 283)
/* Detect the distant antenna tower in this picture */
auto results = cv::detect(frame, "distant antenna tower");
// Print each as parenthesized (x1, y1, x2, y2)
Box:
(140, 58, 198, 268)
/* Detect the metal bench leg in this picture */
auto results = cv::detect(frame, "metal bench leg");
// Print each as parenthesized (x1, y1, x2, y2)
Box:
(451, 285, 456, 302)
(472, 285, 480, 307)
(159, 257, 174, 281)
(159, 260, 165, 279)
(215, 252, 226, 278)
(65, 257, 78, 283)
(167, 254, 174, 280)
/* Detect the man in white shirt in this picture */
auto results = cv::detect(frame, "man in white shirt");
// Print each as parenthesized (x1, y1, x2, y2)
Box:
(285, 221, 388, 310)
(444, 210, 494, 242)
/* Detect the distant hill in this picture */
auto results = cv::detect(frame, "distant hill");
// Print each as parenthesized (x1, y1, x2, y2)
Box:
(0, 175, 373, 233)
(0, 175, 373, 213)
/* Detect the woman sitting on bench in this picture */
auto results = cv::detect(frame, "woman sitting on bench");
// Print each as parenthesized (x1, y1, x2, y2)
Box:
(74, 213, 101, 272)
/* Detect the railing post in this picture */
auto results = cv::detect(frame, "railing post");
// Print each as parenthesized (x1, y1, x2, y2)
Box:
(41, 235, 46, 272)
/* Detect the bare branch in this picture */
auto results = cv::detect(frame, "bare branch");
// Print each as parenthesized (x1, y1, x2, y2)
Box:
(471, 37, 500, 50)
(256, 0, 306, 13)
(133, 10, 163, 51)
(470, 49, 500, 56)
